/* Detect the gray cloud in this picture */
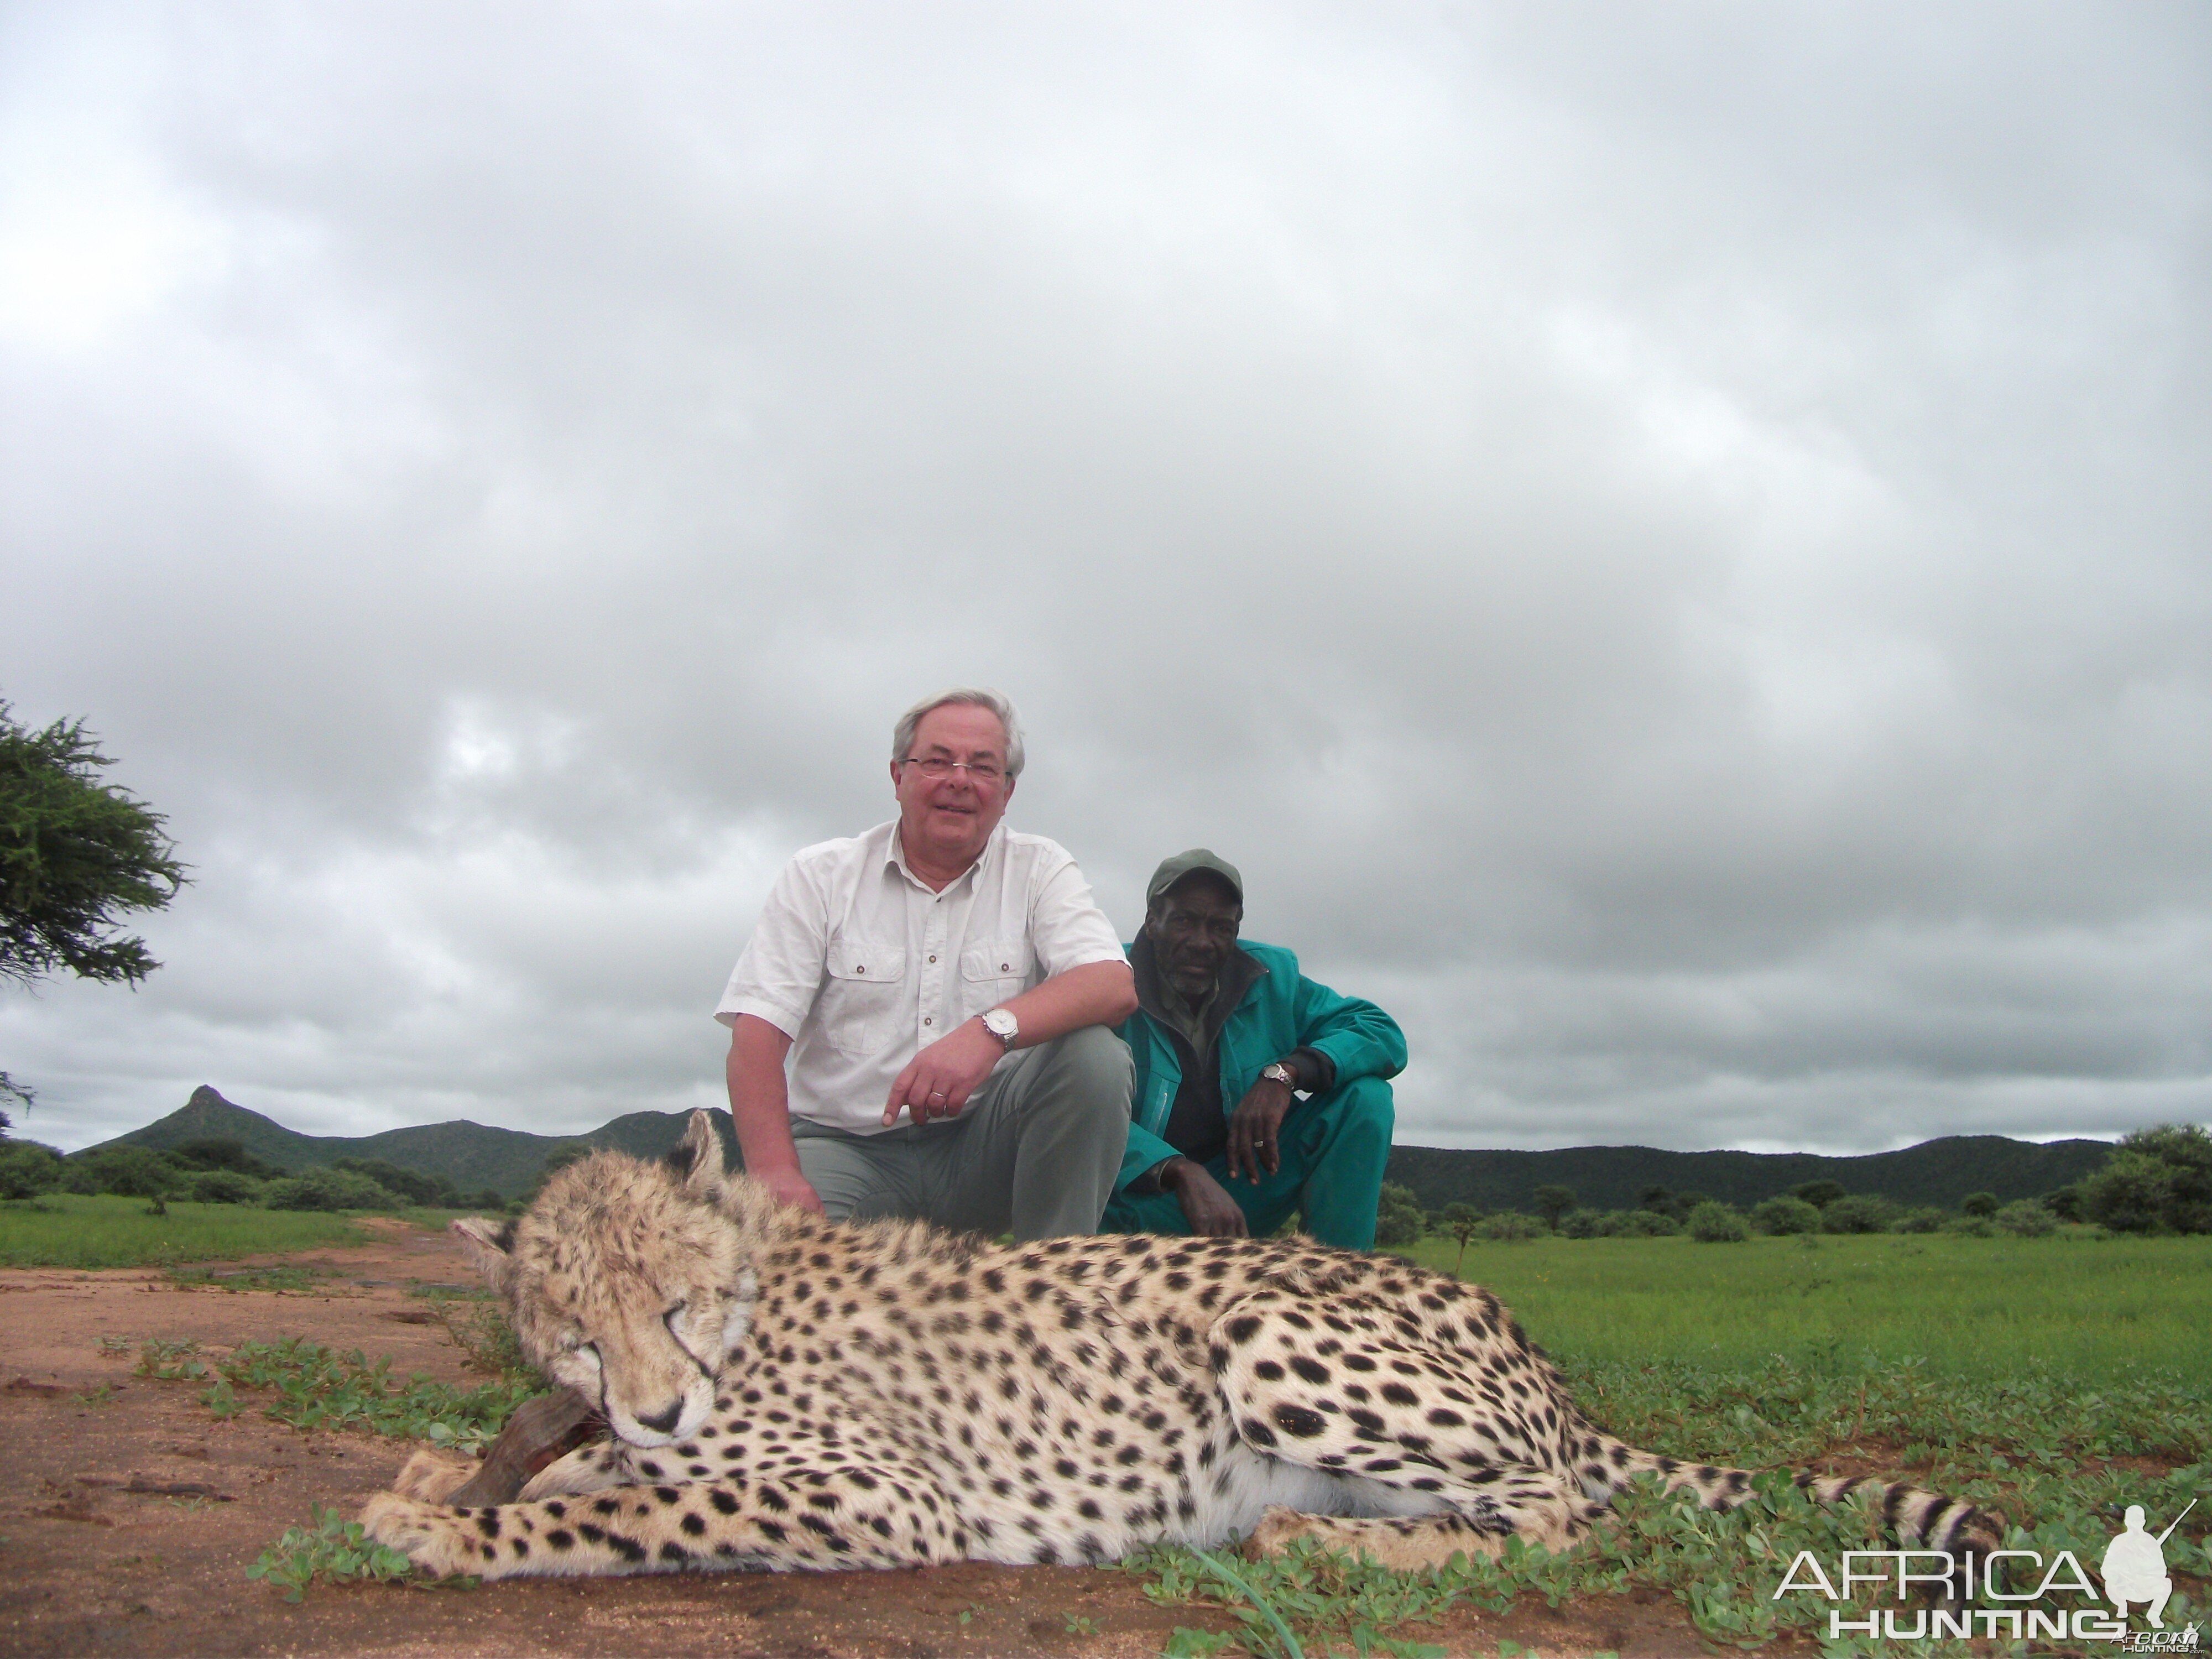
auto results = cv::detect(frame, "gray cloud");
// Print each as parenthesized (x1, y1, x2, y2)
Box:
(3, 2, 2207, 1154)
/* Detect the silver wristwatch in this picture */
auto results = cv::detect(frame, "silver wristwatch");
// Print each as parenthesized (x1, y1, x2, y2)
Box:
(1261, 1061, 1297, 1089)
(982, 1007, 1020, 1049)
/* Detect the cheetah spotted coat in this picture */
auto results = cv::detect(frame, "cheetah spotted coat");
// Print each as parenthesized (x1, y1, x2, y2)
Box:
(363, 1112, 1997, 1579)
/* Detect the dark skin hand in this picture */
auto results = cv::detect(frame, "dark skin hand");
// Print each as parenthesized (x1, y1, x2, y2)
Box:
(1161, 1157, 1248, 1237)
(1145, 875, 1297, 1189)
(1225, 1073, 1295, 1183)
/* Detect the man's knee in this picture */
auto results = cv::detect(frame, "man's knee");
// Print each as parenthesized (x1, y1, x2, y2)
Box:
(1322, 1074, 1394, 1144)
(1037, 1022, 1134, 1099)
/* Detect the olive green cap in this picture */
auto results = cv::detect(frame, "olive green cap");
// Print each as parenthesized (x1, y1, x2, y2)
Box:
(1145, 848, 1244, 910)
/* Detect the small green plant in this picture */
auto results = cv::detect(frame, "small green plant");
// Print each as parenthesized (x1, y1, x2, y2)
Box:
(167, 1262, 333, 1293)
(1163, 1630, 1239, 1658)
(71, 1382, 118, 1406)
(1063, 1611, 1097, 1635)
(246, 1505, 428, 1602)
(143, 1335, 545, 1451)
(136, 1338, 206, 1379)
(412, 1285, 536, 1378)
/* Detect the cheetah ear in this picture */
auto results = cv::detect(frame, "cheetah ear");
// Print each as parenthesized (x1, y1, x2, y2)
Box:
(671, 1108, 727, 1198)
(452, 1217, 514, 1297)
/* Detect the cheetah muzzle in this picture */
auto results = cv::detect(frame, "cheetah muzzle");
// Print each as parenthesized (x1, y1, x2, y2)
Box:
(362, 1109, 2000, 1582)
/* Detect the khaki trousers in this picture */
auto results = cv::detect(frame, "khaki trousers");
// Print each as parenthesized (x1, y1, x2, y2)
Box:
(789, 1024, 1133, 1240)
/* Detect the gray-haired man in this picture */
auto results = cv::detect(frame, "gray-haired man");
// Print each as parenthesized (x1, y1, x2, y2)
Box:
(716, 688, 1137, 1240)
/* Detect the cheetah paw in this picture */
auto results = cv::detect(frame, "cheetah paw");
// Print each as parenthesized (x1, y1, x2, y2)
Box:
(360, 1493, 480, 1578)
(1242, 1505, 1322, 1558)
(391, 1446, 479, 1502)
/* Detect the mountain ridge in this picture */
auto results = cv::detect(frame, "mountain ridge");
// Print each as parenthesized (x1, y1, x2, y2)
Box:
(92, 1086, 2111, 1207)
(99, 1087, 739, 1197)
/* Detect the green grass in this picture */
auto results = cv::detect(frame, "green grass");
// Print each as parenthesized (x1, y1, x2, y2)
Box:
(1394, 1229, 2211, 1378)
(165, 1262, 337, 1293)
(0, 1193, 365, 1267)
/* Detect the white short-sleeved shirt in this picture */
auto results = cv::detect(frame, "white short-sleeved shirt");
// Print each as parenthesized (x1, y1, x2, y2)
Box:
(716, 820, 1126, 1135)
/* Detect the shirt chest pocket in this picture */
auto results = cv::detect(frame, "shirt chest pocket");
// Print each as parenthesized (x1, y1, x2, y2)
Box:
(958, 937, 1034, 1020)
(820, 939, 907, 1057)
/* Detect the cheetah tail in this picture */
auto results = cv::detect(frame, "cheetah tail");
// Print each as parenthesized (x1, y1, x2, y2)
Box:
(1585, 1437, 2001, 1564)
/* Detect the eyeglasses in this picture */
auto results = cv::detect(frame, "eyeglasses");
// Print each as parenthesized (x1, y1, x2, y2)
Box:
(900, 755, 1005, 785)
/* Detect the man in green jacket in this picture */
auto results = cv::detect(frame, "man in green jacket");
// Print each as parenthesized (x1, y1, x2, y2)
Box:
(1102, 849, 1406, 1250)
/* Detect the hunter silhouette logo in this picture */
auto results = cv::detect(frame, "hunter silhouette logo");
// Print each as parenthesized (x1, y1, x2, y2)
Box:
(2103, 1501, 2194, 1630)
(1772, 1498, 2203, 1644)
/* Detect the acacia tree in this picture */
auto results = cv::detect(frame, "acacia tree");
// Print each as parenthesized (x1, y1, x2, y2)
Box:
(1531, 1183, 1577, 1230)
(1, 703, 186, 1131)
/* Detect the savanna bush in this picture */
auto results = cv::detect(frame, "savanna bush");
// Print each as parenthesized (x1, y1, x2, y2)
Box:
(1749, 1196, 1821, 1235)
(1944, 1214, 1994, 1237)
(1819, 1194, 1895, 1234)
(62, 1145, 182, 1198)
(332, 1157, 458, 1208)
(1894, 1207, 1949, 1234)
(1478, 1211, 1547, 1242)
(1610, 1208, 1682, 1238)
(2080, 1124, 2212, 1234)
(190, 1168, 262, 1204)
(264, 1167, 402, 1212)
(1687, 1201, 1749, 1242)
(0, 1140, 65, 1199)
(1554, 1208, 1608, 1239)
(1994, 1198, 2057, 1237)
(1373, 1181, 1428, 1247)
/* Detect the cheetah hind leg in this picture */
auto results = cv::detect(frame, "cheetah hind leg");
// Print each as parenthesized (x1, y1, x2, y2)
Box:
(1244, 1468, 1601, 1572)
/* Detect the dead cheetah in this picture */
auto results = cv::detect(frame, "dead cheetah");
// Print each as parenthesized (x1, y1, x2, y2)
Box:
(363, 1110, 1998, 1581)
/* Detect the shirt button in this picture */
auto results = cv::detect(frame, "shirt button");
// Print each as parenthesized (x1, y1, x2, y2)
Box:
(928, 954, 937, 963)
(924, 1017, 933, 1025)
(1000, 962, 1010, 972)
(854, 965, 865, 974)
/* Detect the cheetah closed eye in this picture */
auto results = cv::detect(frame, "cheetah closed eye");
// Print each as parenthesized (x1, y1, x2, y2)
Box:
(362, 1109, 1999, 1585)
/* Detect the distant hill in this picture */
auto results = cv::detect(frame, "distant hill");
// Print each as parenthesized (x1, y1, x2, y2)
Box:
(1383, 1135, 2112, 1215)
(97, 1086, 739, 1198)
(95, 1087, 2110, 1210)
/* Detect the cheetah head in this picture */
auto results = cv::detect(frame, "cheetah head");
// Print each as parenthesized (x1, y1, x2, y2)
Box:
(452, 1110, 759, 1449)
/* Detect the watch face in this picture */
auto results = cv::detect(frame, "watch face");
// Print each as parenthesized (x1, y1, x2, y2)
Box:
(984, 1009, 1019, 1041)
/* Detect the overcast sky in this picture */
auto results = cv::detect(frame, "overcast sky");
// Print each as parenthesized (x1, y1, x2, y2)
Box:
(4, 3, 2207, 1157)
